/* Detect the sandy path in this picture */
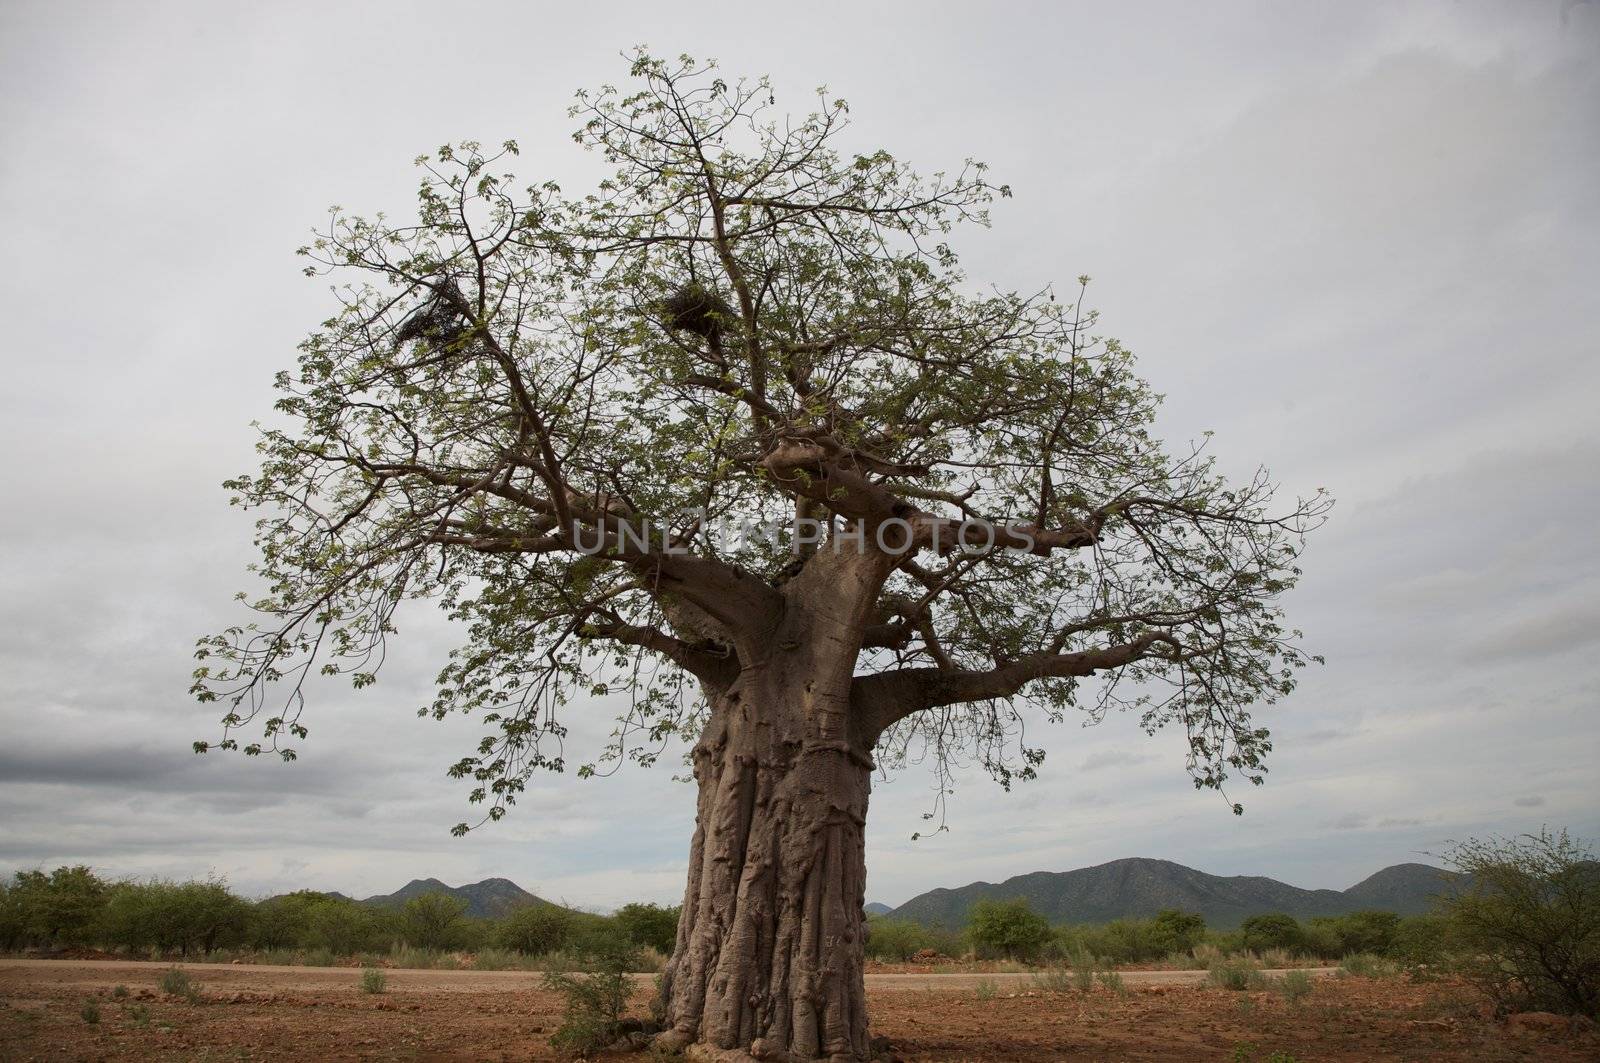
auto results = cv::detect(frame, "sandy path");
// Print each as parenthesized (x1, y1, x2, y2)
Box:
(0, 956, 1338, 992)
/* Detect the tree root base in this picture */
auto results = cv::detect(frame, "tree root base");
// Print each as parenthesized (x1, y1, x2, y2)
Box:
(662, 1032, 899, 1063)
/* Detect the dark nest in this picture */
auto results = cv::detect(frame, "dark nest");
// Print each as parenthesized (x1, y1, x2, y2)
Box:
(660, 282, 736, 340)
(394, 280, 471, 351)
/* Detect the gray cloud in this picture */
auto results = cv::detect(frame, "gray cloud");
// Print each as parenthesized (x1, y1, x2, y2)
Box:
(2, 0, 1598, 910)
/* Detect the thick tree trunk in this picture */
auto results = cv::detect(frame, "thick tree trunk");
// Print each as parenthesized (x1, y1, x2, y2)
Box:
(657, 663, 875, 1062)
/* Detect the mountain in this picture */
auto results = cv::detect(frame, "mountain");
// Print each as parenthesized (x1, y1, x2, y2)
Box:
(358, 877, 555, 919)
(886, 857, 1467, 929)
(863, 902, 893, 916)
(1341, 863, 1466, 914)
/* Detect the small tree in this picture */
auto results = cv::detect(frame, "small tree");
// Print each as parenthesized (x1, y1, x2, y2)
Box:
(0, 881, 24, 950)
(497, 902, 573, 955)
(194, 51, 1329, 1058)
(305, 896, 379, 955)
(10, 866, 108, 947)
(968, 898, 1052, 960)
(400, 892, 468, 951)
(863, 919, 931, 962)
(1240, 912, 1304, 954)
(248, 891, 326, 950)
(1309, 910, 1400, 957)
(1150, 909, 1207, 955)
(1440, 828, 1599, 1017)
(613, 902, 680, 954)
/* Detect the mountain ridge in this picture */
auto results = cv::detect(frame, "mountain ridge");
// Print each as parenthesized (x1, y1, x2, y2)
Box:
(356, 877, 558, 919)
(885, 857, 1467, 929)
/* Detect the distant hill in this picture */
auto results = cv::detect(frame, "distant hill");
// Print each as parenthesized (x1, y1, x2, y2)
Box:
(358, 877, 556, 919)
(1339, 862, 1461, 913)
(886, 857, 1467, 929)
(864, 902, 893, 916)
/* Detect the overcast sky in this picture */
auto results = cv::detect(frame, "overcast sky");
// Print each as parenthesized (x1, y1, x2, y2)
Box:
(1, 1, 1596, 911)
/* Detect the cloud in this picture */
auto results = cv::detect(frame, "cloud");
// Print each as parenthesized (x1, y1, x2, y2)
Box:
(1514, 796, 1546, 808)
(1328, 813, 1371, 831)
(1078, 750, 1156, 773)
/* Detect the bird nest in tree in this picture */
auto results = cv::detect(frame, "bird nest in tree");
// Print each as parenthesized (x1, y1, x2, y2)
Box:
(394, 281, 471, 350)
(660, 283, 736, 339)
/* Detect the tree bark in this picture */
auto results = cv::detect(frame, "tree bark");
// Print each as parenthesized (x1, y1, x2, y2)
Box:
(658, 662, 875, 1062)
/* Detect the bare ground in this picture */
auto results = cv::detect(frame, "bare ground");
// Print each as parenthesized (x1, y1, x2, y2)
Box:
(1, 958, 1595, 1061)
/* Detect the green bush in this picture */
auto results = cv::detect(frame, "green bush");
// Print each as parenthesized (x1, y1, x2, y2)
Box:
(497, 903, 573, 955)
(1339, 952, 1400, 978)
(1440, 828, 1599, 1017)
(1276, 969, 1314, 1003)
(1151, 910, 1207, 954)
(1208, 957, 1267, 991)
(98, 879, 248, 956)
(0, 882, 26, 950)
(864, 918, 930, 962)
(1240, 913, 1303, 954)
(544, 937, 642, 1057)
(967, 898, 1051, 961)
(305, 897, 382, 954)
(399, 892, 468, 951)
(159, 966, 202, 1002)
(613, 903, 679, 955)
(360, 966, 387, 994)
(8, 866, 109, 946)
(1390, 914, 1451, 966)
(1031, 964, 1075, 993)
(1304, 910, 1400, 959)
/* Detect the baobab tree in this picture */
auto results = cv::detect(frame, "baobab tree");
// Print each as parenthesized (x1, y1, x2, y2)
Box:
(194, 52, 1329, 1061)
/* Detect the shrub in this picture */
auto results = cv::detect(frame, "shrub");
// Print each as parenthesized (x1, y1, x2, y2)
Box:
(111, 984, 129, 999)
(1071, 948, 1097, 991)
(1208, 957, 1267, 991)
(864, 919, 930, 962)
(472, 947, 538, 971)
(1339, 953, 1399, 979)
(399, 893, 468, 951)
(544, 937, 642, 1057)
(80, 999, 101, 1024)
(305, 897, 381, 955)
(99, 879, 249, 957)
(1151, 909, 1207, 954)
(1255, 946, 1297, 969)
(1440, 828, 1599, 1017)
(159, 966, 202, 1002)
(974, 978, 998, 1001)
(497, 903, 573, 955)
(1276, 969, 1314, 1004)
(1298, 920, 1343, 959)
(613, 903, 679, 954)
(1390, 914, 1452, 967)
(1096, 970, 1126, 995)
(1240, 913, 1303, 954)
(360, 966, 387, 994)
(967, 898, 1052, 961)
(127, 1003, 151, 1027)
(1055, 913, 1204, 964)
(8, 866, 109, 946)
(1031, 964, 1075, 993)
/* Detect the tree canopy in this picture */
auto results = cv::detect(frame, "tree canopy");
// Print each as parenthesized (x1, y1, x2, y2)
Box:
(193, 50, 1330, 833)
